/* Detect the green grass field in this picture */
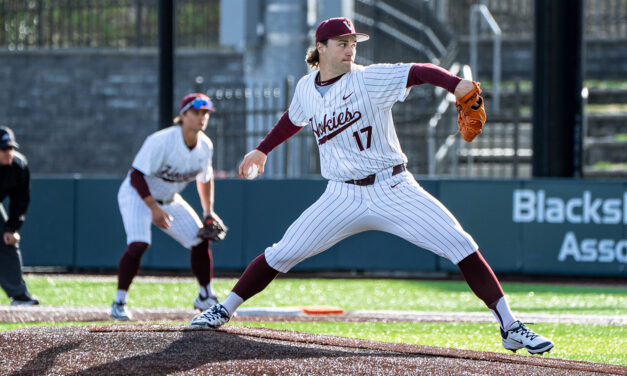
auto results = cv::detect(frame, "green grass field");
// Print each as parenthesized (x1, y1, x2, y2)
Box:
(1, 275, 625, 365)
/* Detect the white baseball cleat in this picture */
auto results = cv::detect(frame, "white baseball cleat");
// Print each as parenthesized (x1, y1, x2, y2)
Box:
(193, 294, 219, 311)
(189, 303, 230, 328)
(110, 301, 132, 321)
(501, 320, 554, 354)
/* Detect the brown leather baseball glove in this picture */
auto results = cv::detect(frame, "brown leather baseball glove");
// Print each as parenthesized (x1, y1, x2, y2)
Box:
(197, 214, 228, 242)
(455, 81, 486, 142)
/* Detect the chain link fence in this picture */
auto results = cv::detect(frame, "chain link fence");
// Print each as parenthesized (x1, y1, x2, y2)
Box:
(443, 0, 627, 39)
(203, 79, 321, 179)
(0, 0, 219, 49)
(3, 0, 624, 50)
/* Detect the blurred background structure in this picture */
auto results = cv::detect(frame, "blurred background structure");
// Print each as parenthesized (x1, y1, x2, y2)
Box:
(0, 0, 626, 179)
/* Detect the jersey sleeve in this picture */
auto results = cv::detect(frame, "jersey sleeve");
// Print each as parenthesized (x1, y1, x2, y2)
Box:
(131, 133, 166, 176)
(287, 77, 311, 127)
(362, 63, 413, 108)
(257, 111, 303, 154)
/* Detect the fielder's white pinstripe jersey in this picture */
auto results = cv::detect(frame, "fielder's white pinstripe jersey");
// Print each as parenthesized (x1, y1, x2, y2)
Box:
(289, 63, 412, 181)
(127, 125, 213, 202)
(117, 125, 212, 248)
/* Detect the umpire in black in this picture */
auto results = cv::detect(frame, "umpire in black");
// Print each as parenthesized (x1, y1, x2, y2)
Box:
(0, 126, 38, 305)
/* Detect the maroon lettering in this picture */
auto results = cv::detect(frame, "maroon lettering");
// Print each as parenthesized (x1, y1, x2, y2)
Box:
(157, 164, 200, 182)
(310, 107, 362, 145)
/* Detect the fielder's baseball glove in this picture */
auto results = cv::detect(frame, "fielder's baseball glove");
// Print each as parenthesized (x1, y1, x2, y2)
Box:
(197, 214, 228, 242)
(455, 81, 486, 142)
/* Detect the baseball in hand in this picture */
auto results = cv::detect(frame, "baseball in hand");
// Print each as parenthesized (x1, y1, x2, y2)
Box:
(246, 164, 259, 180)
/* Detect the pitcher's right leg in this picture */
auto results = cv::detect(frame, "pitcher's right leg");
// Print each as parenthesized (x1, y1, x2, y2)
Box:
(265, 181, 367, 273)
(190, 181, 369, 328)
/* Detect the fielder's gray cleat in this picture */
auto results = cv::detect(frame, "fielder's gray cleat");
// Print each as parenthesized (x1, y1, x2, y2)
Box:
(110, 301, 132, 321)
(11, 295, 39, 306)
(189, 303, 230, 328)
(501, 320, 554, 354)
(193, 294, 219, 311)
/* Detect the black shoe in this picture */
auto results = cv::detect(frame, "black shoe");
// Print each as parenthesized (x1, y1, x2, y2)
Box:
(11, 295, 39, 306)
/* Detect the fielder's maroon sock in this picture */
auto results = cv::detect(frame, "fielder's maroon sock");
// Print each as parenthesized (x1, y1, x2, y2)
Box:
(457, 251, 504, 309)
(191, 240, 212, 287)
(232, 253, 279, 301)
(117, 242, 149, 290)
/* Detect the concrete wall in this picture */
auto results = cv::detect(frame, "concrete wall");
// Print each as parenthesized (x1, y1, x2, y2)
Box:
(2, 36, 624, 179)
(0, 48, 244, 175)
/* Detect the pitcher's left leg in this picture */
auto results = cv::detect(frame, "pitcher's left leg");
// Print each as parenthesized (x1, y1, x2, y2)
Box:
(458, 251, 553, 354)
(369, 173, 477, 263)
(370, 173, 553, 354)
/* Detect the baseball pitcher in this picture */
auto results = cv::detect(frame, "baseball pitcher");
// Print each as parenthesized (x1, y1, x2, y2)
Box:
(190, 17, 553, 355)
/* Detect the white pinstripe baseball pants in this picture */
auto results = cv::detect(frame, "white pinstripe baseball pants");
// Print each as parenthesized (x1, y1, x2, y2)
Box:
(118, 182, 204, 249)
(265, 168, 478, 273)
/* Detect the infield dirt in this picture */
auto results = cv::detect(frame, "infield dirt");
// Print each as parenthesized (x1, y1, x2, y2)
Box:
(1, 304, 626, 375)
(1, 324, 626, 375)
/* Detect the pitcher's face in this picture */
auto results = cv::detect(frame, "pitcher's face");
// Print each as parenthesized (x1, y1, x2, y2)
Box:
(319, 35, 357, 74)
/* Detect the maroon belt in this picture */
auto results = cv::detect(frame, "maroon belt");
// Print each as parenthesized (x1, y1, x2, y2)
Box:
(344, 164, 406, 186)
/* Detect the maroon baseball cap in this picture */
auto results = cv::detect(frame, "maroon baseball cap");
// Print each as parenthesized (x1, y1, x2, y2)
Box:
(178, 93, 215, 115)
(315, 17, 369, 43)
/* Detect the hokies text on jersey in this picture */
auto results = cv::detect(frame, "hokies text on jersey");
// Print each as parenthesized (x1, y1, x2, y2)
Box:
(156, 164, 201, 183)
(310, 107, 362, 145)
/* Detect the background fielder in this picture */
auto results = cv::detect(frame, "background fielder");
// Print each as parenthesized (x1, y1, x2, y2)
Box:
(191, 17, 554, 355)
(111, 93, 226, 320)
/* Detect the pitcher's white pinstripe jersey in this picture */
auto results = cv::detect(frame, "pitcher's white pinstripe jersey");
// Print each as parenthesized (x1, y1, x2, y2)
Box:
(288, 63, 413, 181)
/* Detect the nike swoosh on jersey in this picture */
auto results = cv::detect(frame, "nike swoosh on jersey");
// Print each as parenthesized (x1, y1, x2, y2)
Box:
(390, 182, 400, 188)
(342, 92, 353, 100)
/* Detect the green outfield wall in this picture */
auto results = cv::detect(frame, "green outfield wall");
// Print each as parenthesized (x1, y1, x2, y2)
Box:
(20, 177, 627, 277)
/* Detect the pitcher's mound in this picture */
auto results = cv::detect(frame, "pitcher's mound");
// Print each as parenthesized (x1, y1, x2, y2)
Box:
(1, 324, 623, 375)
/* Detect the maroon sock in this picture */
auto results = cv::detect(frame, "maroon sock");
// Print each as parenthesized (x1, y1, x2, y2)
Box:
(117, 242, 149, 290)
(190, 240, 212, 287)
(457, 251, 504, 308)
(232, 253, 279, 301)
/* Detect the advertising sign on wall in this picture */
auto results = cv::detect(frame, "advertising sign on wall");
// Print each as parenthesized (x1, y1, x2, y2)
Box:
(438, 180, 626, 276)
(514, 181, 626, 275)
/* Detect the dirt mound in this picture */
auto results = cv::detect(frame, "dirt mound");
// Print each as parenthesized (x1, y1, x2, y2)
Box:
(1, 324, 624, 375)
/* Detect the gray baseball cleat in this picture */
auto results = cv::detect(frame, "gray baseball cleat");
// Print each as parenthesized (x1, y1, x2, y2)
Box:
(189, 303, 230, 328)
(110, 301, 132, 321)
(501, 320, 554, 354)
(11, 295, 39, 306)
(193, 294, 219, 311)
